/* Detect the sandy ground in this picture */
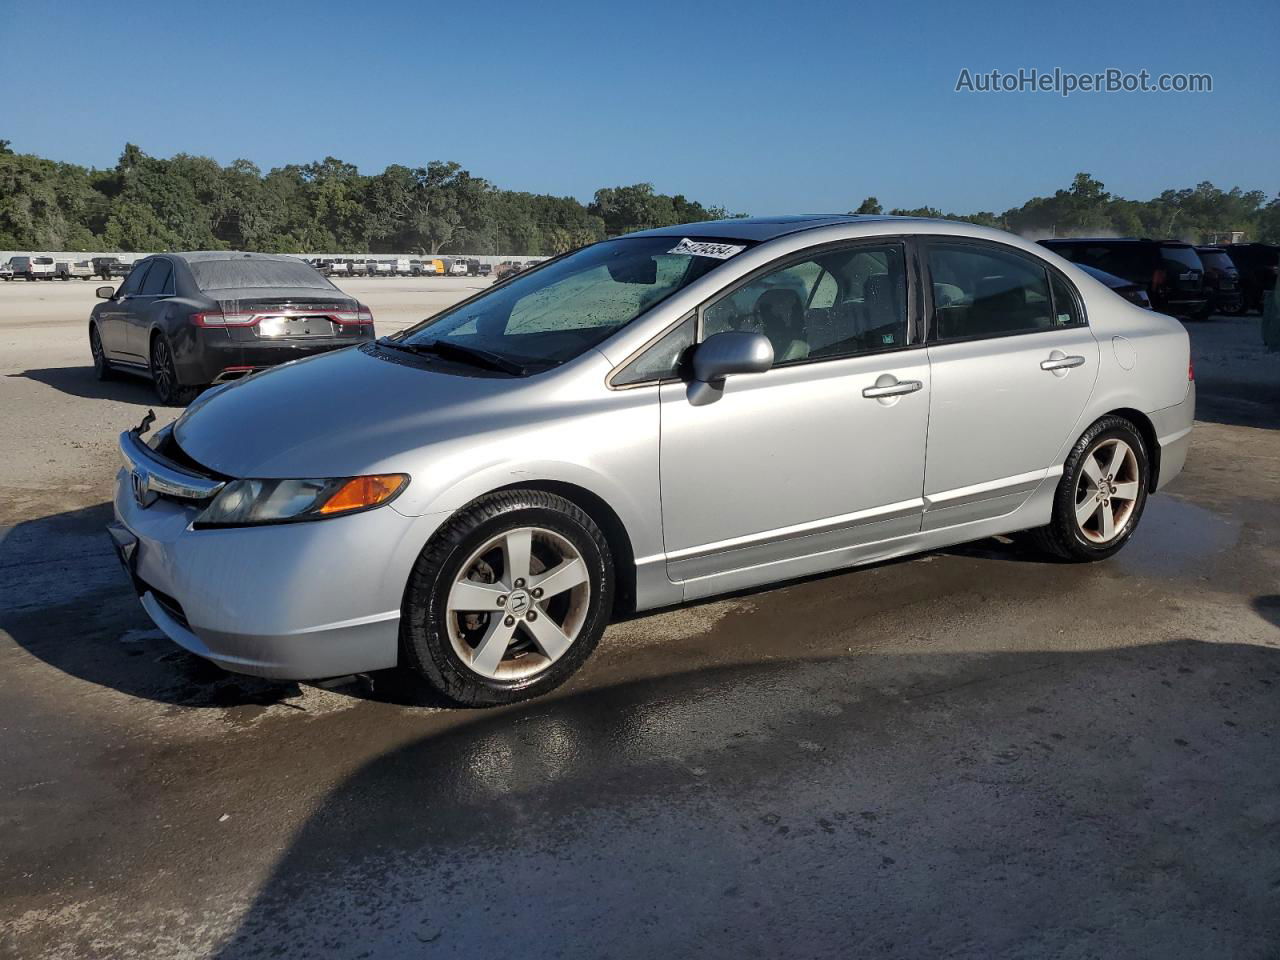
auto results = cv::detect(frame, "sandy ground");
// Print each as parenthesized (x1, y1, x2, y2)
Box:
(1, 278, 1278, 958)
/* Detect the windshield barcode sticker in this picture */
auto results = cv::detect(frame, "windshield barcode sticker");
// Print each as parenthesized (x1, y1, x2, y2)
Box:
(667, 238, 746, 259)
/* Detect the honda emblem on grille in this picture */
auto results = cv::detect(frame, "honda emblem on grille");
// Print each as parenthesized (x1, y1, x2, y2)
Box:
(132, 468, 158, 508)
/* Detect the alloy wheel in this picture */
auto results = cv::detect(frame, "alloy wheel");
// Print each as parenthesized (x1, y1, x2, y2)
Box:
(445, 526, 591, 680)
(151, 338, 175, 401)
(1074, 438, 1141, 543)
(90, 326, 106, 375)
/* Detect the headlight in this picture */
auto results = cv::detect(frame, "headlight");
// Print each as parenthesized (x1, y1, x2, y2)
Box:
(194, 474, 408, 528)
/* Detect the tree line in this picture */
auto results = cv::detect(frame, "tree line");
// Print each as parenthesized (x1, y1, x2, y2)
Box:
(1, 139, 1277, 255)
(851, 172, 1280, 244)
(0, 140, 737, 256)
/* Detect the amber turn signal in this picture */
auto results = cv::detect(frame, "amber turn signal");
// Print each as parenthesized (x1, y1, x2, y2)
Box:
(317, 474, 409, 515)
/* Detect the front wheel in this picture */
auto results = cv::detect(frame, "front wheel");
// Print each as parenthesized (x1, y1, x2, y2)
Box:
(1032, 416, 1149, 561)
(401, 490, 614, 706)
(89, 324, 113, 380)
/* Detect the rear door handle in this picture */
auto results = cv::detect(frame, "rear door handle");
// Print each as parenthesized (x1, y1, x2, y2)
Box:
(862, 379, 923, 399)
(1040, 355, 1086, 371)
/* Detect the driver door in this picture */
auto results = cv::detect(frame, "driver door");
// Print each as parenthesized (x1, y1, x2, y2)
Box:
(658, 240, 931, 599)
(98, 259, 151, 360)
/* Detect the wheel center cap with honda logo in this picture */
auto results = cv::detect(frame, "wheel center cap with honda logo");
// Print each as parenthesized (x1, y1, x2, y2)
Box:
(507, 590, 530, 616)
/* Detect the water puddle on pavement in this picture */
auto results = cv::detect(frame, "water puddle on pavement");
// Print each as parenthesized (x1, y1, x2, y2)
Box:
(1116, 495, 1239, 579)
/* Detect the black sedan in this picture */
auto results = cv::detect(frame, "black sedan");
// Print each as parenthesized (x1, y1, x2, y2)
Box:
(1076, 263, 1152, 309)
(89, 252, 375, 404)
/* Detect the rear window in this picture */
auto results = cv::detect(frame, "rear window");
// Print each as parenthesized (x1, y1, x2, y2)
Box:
(1196, 250, 1235, 271)
(189, 258, 334, 292)
(1159, 244, 1203, 273)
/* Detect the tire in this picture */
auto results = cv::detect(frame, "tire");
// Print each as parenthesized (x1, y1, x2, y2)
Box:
(149, 334, 198, 406)
(89, 324, 114, 381)
(1031, 416, 1149, 562)
(401, 489, 615, 706)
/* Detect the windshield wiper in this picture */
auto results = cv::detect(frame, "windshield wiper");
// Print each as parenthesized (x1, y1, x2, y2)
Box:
(377, 337, 528, 376)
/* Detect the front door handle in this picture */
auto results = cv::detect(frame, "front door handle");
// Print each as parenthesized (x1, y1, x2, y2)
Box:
(1040, 354, 1086, 371)
(862, 378, 923, 399)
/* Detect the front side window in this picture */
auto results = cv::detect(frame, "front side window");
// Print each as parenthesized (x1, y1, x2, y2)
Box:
(119, 260, 152, 296)
(701, 242, 908, 365)
(611, 315, 696, 386)
(928, 242, 1057, 341)
(399, 236, 746, 372)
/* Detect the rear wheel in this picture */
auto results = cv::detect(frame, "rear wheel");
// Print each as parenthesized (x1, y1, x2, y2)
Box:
(401, 490, 614, 706)
(149, 334, 197, 406)
(1032, 416, 1149, 561)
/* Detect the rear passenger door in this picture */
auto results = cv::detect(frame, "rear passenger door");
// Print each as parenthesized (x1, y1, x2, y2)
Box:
(921, 238, 1098, 529)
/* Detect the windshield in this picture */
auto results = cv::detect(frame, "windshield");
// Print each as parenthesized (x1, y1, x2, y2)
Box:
(190, 258, 335, 293)
(396, 236, 749, 370)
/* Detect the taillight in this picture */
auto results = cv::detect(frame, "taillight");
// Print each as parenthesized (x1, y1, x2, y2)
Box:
(192, 311, 257, 327)
(331, 304, 373, 325)
(1152, 268, 1166, 289)
(1188, 359, 1195, 381)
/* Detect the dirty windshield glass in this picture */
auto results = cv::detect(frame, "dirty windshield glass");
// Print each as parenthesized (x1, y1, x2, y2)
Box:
(398, 236, 748, 370)
(190, 258, 335, 292)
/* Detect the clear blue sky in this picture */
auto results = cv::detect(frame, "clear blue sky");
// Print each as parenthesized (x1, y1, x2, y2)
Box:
(2, 0, 1276, 214)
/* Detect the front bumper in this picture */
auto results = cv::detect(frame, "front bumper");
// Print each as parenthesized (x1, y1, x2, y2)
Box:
(110, 467, 434, 679)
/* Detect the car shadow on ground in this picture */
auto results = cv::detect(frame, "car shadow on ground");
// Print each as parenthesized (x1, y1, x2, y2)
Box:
(1254, 594, 1280, 629)
(0, 501, 305, 711)
(10, 366, 158, 404)
(198, 637, 1280, 960)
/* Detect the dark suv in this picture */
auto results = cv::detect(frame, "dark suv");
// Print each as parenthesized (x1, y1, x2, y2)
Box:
(1038, 238, 1208, 320)
(1223, 243, 1279, 314)
(1194, 246, 1243, 315)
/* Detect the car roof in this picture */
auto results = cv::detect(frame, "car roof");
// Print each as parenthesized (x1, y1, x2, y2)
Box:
(165, 251, 308, 264)
(625, 214, 943, 243)
(1043, 237, 1195, 247)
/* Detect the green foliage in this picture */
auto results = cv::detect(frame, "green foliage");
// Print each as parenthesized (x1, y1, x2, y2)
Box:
(1, 142, 1276, 252)
(0, 143, 733, 254)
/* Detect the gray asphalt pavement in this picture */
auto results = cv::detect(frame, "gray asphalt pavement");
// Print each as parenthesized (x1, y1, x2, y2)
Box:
(1, 282, 1277, 958)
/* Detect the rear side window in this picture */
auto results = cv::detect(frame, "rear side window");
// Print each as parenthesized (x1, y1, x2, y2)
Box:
(1049, 272, 1084, 327)
(141, 259, 173, 295)
(927, 242, 1055, 341)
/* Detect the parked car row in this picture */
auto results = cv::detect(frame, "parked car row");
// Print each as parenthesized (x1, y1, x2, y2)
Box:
(1038, 238, 1278, 320)
(2, 255, 134, 280)
(308, 257, 494, 278)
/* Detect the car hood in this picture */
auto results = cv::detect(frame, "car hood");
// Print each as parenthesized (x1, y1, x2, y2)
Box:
(173, 345, 562, 478)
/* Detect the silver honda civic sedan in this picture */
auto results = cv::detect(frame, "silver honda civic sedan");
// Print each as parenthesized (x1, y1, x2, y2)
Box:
(109, 216, 1194, 705)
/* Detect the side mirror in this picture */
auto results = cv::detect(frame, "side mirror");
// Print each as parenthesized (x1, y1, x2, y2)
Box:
(96, 285, 115, 300)
(687, 331, 773, 406)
